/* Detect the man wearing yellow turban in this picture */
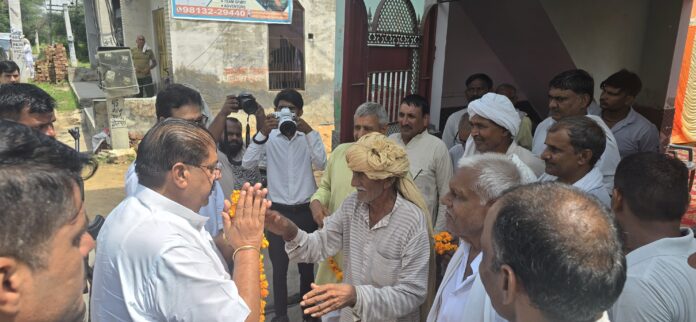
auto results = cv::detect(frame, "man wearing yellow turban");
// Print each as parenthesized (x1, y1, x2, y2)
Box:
(266, 132, 434, 322)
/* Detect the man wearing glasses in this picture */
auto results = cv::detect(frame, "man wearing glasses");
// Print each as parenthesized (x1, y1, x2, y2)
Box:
(92, 119, 271, 321)
(123, 84, 229, 260)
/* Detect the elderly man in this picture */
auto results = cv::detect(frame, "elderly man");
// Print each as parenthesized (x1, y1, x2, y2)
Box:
(480, 182, 626, 322)
(266, 132, 433, 322)
(598, 70, 659, 158)
(390, 94, 452, 232)
(0, 83, 57, 137)
(92, 119, 271, 322)
(532, 69, 621, 192)
(462, 93, 544, 179)
(442, 73, 493, 148)
(609, 152, 696, 321)
(538, 116, 610, 205)
(0, 121, 96, 322)
(131, 35, 157, 97)
(310, 101, 388, 322)
(427, 153, 523, 322)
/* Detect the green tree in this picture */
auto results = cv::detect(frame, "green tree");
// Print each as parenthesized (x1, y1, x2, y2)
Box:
(0, 0, 88, 62)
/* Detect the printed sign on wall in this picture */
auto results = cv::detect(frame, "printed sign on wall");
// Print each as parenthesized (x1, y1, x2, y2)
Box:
(172, 0, 292, 24)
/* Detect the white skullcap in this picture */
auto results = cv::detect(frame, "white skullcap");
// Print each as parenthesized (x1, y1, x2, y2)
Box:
(468, 92, 521, 137)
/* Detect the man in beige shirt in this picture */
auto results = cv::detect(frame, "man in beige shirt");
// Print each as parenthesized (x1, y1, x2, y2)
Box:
(131, 35, 157, 97)
(390, 94, 452, 232)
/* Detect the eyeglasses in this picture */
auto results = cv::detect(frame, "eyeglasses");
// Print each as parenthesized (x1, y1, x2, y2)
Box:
(186, 161, 222, 179)
(190, 115, 209, 127)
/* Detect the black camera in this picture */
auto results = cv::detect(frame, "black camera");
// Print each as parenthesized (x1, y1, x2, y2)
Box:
(237, 93, 259, 115)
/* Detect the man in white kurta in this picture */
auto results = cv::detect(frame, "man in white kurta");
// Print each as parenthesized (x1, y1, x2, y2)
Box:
(389, 94, 452, 232)
(462, 93, 544, 179)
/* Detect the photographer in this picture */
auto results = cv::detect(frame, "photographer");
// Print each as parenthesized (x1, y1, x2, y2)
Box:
(242, 89, 327, 322)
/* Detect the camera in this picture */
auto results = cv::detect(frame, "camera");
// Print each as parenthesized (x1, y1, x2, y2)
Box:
(237, 93, 259, 115)
(271, 107, 297, 137)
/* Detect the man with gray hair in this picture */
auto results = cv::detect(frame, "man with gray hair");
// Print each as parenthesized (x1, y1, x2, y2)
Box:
(538, 116, 610, 205)
(92, 119, 271, 322)
(480, 182, 626, 322)
(309, 101, 388, 322)
(428, 153, 522, 322)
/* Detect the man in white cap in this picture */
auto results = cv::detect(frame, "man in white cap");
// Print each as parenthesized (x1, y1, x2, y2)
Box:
(462, 93, 544, 180)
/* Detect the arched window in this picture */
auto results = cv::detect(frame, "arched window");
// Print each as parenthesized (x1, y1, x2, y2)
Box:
(268, 1, 305, 90)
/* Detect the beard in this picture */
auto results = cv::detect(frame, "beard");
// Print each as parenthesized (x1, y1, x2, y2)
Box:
(220, 141, 243, 162)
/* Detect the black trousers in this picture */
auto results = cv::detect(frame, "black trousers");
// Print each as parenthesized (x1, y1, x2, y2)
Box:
(268, 202, 318, 318)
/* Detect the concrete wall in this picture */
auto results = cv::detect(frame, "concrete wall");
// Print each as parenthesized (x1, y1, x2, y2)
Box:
(119, 0, 336, 125)
(436, 0, 683, 121)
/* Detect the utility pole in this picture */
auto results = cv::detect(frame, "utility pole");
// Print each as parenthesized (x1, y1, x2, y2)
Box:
(7, 0, 27, 81)
(64, 3, 78, 66)
(49, 0, 53, 44)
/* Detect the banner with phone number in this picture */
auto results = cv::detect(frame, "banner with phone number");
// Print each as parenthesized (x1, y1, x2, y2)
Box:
(172, 0, 292, 24)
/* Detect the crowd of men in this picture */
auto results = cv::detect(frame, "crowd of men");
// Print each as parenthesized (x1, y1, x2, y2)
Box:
(1, 63, 695, 322)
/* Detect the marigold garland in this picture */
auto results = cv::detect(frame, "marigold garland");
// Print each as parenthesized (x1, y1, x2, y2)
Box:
(229, 190, 270, 322)
(434, 231, 458, 255)
(327, 256, 343, 282)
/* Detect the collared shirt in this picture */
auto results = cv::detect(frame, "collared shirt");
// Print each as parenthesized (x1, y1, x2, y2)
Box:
(463, 139, 544, 178)
(434, 243, 482, 322)
(443, 108, 468, 149)
(218, 147, 263, 199)
(607, 108, 659, 158)
(91, 187, 249, 322)
(242, 129, 326, 204)
(609, 229, 696, 322)
(131, 47, 155, 78)
(285, 193, 431, 322)
(311, 142, 355, 214)
(428, 240, 505, 322)
(449, 144, 465, 170)
(124, 162, 224, 236)
(538, 167, 610, 206)
(390, 131, 453, 232)
(532, 115, 621, 192)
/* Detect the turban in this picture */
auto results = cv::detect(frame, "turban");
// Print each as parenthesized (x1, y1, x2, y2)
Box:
(345, 132, 429, 217)
(468, 92, 521, 137)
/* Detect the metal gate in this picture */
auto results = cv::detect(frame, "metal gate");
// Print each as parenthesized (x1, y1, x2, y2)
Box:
(340, 0, 437, 142)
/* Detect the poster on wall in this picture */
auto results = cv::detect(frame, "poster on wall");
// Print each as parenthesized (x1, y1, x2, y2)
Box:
(172, 0, 292, 24)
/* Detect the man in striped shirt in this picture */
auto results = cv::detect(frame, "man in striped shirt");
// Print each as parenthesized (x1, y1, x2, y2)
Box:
(266, 133, 433, 322)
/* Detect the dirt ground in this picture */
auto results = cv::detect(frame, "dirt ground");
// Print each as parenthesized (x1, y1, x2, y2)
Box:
(54, 110, 335, 219)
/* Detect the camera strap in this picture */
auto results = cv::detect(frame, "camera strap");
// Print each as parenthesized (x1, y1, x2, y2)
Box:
(246, 114, 251, 147)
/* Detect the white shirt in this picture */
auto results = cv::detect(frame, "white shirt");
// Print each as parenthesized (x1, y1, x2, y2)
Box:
(449, 144, 465, 170)
(390, 131, 453, 232)
(91, 186, 249, 322)
(427, 241, 505, 322)
(242, 129, 326, 204)
(124, 162, 224, 236)
(442, 108, 468, 149)
(436, 244, 482, 322)
(607, 108, 659, 158)
(609, 229, 696, 322)
(538, 167, 610, 206)
(532, 115, 620, 192)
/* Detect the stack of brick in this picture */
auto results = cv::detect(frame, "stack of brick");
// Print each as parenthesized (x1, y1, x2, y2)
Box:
(34, 44, 69, 83)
